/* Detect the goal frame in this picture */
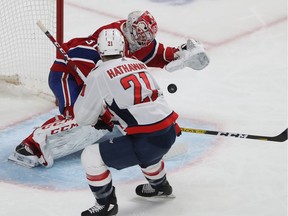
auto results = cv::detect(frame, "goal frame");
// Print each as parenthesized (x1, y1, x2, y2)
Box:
(56, 0, 64, 47)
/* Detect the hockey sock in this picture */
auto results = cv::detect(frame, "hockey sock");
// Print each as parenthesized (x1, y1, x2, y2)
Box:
(141, 160, 167, 189)
(89, 181, 113, 205)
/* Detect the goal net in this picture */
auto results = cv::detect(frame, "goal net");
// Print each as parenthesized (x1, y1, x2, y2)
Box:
(0, 0, 63, 97)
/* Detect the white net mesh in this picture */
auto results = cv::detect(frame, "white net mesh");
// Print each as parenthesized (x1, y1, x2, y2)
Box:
(0, 0, 59, 96)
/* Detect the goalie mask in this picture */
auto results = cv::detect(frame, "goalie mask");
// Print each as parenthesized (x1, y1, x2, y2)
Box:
(126, 10, 158, 47)
(97, 29, 125, 57)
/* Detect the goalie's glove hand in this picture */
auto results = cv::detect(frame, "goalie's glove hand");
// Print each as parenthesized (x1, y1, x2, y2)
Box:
(174, 39, 204, 58)
(94, 108, 114, 132)
(165, 39, 210, 72)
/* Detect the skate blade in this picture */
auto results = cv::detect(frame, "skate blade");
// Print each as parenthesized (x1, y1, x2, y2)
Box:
(142, 194, 176, 201)
(8, 153, 39, 168)
(155, 194, 176, 199)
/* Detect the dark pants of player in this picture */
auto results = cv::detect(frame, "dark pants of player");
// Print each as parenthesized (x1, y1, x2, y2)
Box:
(99, 124, 177, 169)
(48, 71, 82, 114)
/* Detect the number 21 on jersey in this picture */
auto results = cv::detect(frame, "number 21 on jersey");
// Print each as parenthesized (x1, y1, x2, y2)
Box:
(120, 72, 158, 105)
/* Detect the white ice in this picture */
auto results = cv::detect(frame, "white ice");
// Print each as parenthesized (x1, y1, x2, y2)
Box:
(0, 0, 287, 215)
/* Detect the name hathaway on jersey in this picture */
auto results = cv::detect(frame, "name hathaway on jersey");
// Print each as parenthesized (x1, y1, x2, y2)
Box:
(106, 62, 147, 79)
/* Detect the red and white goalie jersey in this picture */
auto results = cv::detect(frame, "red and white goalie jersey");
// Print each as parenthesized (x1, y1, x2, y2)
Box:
(50, 37, 100, 86)
(74, 57, 178, 135)
(50, 20, 177, 86)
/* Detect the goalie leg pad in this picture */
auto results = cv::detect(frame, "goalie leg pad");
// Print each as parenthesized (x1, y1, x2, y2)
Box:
(47, 125, 108, 160)
(33, 117, 109, 167)
(32, 128, 54, 167)
(9, 114, 109, 168)
(38, 115, 108, 165)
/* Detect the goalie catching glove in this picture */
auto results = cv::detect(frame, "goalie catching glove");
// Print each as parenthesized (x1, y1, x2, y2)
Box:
(165, 39, 210, 72)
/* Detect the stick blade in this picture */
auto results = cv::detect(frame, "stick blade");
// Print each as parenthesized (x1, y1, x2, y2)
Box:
(271, 128, 288, 142)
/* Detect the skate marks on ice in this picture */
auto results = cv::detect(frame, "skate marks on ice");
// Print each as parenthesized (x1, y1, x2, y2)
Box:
(0, 109, 219, 190)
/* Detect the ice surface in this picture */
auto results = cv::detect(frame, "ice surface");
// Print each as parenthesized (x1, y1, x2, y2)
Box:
(0, 0, 286, 215)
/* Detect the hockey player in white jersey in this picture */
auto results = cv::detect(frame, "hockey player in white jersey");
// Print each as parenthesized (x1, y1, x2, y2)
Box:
(74, 29, 181, 216)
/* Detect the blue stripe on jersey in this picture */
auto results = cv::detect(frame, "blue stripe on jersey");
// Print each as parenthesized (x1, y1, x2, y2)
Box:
(108, 100, 138, 126)
(54, 61, 66, 66)
(141, 40, 157, 63)
(68, 46, 101, 64)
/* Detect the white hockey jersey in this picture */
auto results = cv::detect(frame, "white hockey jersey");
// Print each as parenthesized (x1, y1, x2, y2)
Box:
(74, 57, 178, 135)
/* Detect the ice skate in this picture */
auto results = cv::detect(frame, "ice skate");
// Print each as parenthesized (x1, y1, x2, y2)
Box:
(8, 142, 39, 168)
(81, 187, 118, 216)
(135, 180, 175, 198)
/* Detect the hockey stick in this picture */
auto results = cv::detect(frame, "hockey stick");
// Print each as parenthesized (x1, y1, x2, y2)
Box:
(36, 20, 86, 81)
(181, 127, 287, 142)
(112, 119, 287, 143)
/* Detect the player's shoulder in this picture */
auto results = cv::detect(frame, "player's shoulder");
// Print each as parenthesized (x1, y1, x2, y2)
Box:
(122, 57, 149, 71)
(64, 37, 92, 48)
(96, 58, 133, 71)
(91, 20, 126, 39)
(111, 19, 126, 27)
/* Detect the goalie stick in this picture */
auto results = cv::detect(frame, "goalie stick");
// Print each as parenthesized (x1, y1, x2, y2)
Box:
(181, 127, 287, 142)
(36, 21, 86, 81)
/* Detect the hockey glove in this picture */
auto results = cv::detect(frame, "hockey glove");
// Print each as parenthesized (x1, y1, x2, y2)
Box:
(94, 120, 114, 132)
(165, 39, 210, 72)
(175, 123, 182, 137)
(94, 108, 114, 132)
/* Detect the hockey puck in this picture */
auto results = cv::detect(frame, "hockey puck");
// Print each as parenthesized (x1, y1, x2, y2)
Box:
(167, 84, 177, 93)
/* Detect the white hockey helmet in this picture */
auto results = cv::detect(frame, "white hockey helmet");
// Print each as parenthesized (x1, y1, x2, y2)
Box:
(97, 28, 125, 56)
(126, 10, 158, 47)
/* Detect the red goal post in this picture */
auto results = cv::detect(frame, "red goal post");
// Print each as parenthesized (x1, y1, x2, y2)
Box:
(0, 0, 64, 97)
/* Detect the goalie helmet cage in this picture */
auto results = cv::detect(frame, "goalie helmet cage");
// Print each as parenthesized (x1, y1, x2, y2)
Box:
(0, 0, 63, 96)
